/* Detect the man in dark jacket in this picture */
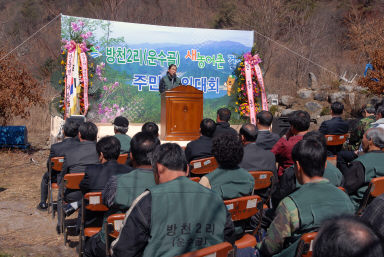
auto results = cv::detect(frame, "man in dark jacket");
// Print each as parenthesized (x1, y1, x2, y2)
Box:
(212, 108, 237, 138)
(57, 122, 99, 233)
(255, 111, 280, 150)
(319, 101, 349, 155)
(79, 136, 132, 227)
(239, 123, 276, 173)
(185, 118, 216, 162)
(83, 132, 160, 257)
(37, 118, 81, 210)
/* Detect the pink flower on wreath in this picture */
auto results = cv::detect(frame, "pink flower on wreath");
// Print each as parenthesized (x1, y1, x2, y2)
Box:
(64, 40, 76, 52)
(113, 104, 119, 109)
(79, 42, 89, 52)
(100, 62, 105, 68)
(103, 77, 107, 82)
(81, 31, 92, 40)
(243, 52, 262, 66)
(71, 22, 80, 32)
(113, 82, 119, 88)
(103, 86, 108, 91)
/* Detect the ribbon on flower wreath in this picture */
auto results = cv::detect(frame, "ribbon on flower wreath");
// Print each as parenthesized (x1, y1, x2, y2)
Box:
(64, 40, 89, 118)
(243, 53, 269, 125)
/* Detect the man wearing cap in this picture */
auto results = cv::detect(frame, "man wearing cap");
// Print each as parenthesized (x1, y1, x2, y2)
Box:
(113, 116, 131, 154)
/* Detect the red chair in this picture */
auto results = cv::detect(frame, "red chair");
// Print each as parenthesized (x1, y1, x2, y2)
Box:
(117, 153, 129, 164)
(295, 232, 318, 257)
(61, 172, 85, 245)
(105, 213, 126, 256)
(178, 242, 233, 257)
(224, 195, 261, 249)
(190, 157, 218, 176)
(325, 134, 349, 146)
(79, 192, 109, 257)
(48, 156, 64, 217)
(189, 177, 200, 183)
(356, 177, 384, 215)
(249, 171, 274, 193)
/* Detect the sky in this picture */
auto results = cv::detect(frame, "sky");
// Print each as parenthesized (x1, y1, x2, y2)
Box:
(65, 15, 254, 47)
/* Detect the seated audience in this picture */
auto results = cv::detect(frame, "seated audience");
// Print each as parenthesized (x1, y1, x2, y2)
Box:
(199, 134, 254, 200)
(185, 118, 216, 162)
(313, 216, 383, 257)
(57, 121, 99, 233)
(272, 110, 310, 177)
(111, 143, 235, 257)
(319, 101, 349, 156)
(79, 136, 132, 227)
(112, 116, 131, 154)
(361, 193, 384, 240)
(371, 105, 384, 129)
(239, 123, 276, 173)
(337, 105, 384, 170)
(84, 132, 159, 257)
(341, 127, 384, 209)
(255, 111, 280, 150)
(37, 118, 80, 210)
(141, 121, 159, 138)
(258, 139, 355, 257)
(273, 131, 344, 207)
(348, 104, 376, 150)
(212, 107, 237, 138)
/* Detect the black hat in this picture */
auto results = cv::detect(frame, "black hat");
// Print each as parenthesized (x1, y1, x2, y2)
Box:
(113, 116, 129, 127)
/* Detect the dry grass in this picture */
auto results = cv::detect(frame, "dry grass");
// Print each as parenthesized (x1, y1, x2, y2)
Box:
(0, 125, 76, 256)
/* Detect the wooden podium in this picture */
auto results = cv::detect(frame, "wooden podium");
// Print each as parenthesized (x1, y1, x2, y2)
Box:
(160, 85, 203, 141)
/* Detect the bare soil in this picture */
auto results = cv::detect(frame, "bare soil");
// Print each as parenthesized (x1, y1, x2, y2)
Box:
(0, 147, 77, 257)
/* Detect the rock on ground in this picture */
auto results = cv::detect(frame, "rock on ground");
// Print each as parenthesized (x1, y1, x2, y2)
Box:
(297, 89, 313, 99)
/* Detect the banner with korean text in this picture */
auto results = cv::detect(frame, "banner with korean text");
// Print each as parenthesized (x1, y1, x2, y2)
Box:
(60, 15, 253, 123)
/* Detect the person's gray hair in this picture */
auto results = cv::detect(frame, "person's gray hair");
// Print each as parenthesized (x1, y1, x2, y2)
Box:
(366, 127, 384, 148)
(114, 125, 128, 134)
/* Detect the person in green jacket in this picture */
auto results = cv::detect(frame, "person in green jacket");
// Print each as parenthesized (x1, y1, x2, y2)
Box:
(199, 134, 254, 200)
(112, 116, 131, 154)
(159, 64, 182, 93)
(343, 127, 384, 210)
(111, 143, 235, 257)
(258, 139, 355, 257)
(83, 132, 160, 257)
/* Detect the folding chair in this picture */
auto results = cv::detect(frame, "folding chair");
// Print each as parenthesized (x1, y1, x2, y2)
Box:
(79, 192, 108, 257)
(249, 170, 274, 226)
(61, 172, 85, 245)
(294, 232, 317, 257)
(224, 195, 261, 249)
(48, 156, 64, 216)
(177, 242, 233, 257)
(249, 171, 274, 195)
(325, 134, 349, 162)
(105, 213, 125, 256)
(190, 157, 218, 176)
(117, 153, 128, 165)
(189, 177, 200, 183)
(356, 177, 384, 215)
(325, 134, 349, 146)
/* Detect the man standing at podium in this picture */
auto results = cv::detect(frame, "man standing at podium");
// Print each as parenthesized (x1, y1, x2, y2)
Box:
(159, 64, 182, 93)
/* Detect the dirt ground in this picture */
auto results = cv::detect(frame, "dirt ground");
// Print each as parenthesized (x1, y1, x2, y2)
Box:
(0, 136, 78, 256)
